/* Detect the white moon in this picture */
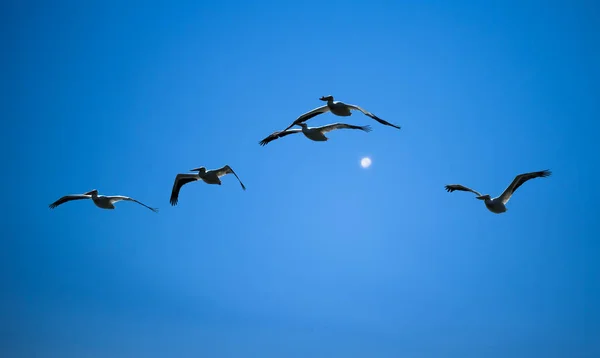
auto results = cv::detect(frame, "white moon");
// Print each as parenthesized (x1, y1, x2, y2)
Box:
(360, 157, 372, 168)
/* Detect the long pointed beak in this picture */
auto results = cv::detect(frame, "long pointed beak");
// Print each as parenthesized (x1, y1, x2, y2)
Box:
(190, 168, 201, 171)
(476, 196, 485, 200)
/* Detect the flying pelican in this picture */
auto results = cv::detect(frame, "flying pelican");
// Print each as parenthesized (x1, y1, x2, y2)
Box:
(281, 95, 401, 132)
(49, 189, 158, 212)
(444, 170, 552, 214)
(170, 165, 246, 206)
(259, 122, 372, 146)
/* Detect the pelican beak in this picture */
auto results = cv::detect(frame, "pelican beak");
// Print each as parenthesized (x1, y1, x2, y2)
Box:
(190, 168, 201, 171)
(476, 196, 485, 200)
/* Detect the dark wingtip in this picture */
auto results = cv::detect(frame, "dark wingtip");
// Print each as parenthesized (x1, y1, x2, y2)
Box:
(379, 119, 401, 130)
(387, 121, 401, 130)
(259, 133, 278, 146)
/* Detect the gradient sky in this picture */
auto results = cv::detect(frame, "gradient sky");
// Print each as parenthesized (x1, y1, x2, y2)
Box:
(3, 1, 599, 357)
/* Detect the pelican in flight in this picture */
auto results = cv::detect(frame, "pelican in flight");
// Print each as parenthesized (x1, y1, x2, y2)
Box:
(170, 165, 246, 206)
(49, 189, 158, 212)
(281, 95, 401, 132)
(444, 170, 552, 214)
(259, 122, 372, 146)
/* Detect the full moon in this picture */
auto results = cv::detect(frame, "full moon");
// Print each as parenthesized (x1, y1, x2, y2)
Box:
(360, 157, 372, 168)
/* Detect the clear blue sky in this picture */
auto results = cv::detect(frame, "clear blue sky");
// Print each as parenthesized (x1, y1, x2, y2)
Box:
(2, 0, 599, 357)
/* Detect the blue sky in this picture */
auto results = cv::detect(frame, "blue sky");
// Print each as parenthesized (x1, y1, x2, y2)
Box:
(2, 0, 599, 357)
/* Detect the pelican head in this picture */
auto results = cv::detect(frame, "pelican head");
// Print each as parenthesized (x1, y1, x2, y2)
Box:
(476, 195, 491, 200)
(319, 95, 334, 102)
(296, 123, 308, 129)
(191, 166, 207, 174)
(84, 189, 98, 195)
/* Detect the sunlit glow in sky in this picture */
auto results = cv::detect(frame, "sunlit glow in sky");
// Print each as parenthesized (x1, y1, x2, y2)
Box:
(360, 157, 372, 168)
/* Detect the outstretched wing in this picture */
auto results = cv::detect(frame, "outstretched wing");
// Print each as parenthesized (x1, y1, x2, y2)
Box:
(281, 105, 330, 132)
(170, 174, 198, 206)
(444, 184, 482, 197)
(49, 194, 91, 209)
(499, 170, 551, 204)
(214, 165, 246, 190)
(318, 123, 373, 134)
(346, 104, 401, 129)
(259, 129, 302, 146)
(110, 196, 159, 213)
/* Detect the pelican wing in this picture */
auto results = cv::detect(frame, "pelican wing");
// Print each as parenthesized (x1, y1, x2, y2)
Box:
(259, 129, 302, 146)
(281, 105, 330, 132)
(170, 174, 198, 206)
(498, 170, 551, 204)
(318, 123, 373, 134)
(109, 196, 159, 212)
(214, 165, 246, 190)
(49, 194, 91, 209)
(346, 104, 401, 129)
(444, 184, 482, 197)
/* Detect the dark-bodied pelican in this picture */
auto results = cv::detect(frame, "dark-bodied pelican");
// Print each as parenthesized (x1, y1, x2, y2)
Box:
(444, 170, 552, 214)
(281, 95, 401, 132)
(49, 189, 158, 212)
(259, 122, 372, 146)
(170, 165, 246, 206)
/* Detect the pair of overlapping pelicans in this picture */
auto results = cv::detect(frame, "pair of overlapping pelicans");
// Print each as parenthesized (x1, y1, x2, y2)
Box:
(49, 95, 552, 215)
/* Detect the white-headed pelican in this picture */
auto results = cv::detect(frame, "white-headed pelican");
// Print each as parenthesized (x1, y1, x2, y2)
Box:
(281, 95, 401, 132)
(49, 189, 158, 212)
(260, 122, 372, 146)
(445, 170, 552, 214)
(170, 165, 245, 206)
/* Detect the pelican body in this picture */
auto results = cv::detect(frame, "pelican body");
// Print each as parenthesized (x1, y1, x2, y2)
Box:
(478, 195, 509, 214)
(195, 167, 227, 185)
(445, 170, 552, 214)
(89, 190, 121, 209)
